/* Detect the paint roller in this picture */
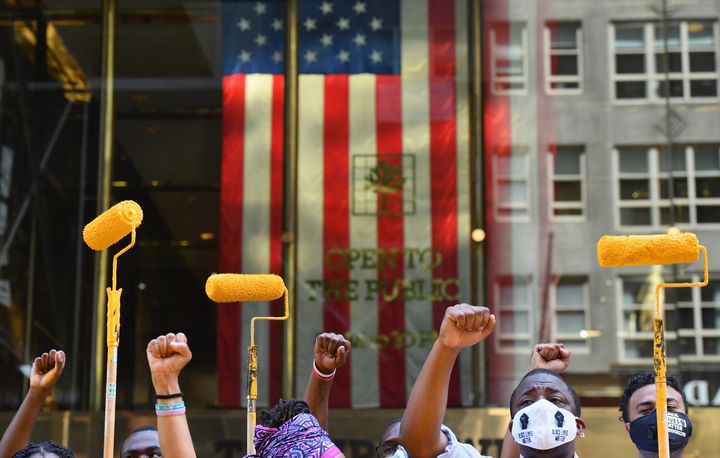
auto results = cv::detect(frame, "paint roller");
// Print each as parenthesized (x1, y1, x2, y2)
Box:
(205, 273, 289, 455)
(597, 232, 707, 458)
(83, 200, 143, 458)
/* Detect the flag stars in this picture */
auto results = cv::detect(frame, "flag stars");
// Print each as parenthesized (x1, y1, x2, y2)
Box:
(304, 17, 317, 31)
(237, 18, 251, 31)
(370, 50, 382, 63)
(320, 1, 333, 15)
(321, 33, 334, 47)
(337, 17, 350, 30)
(305, 50, 318, 63)
(271, 18, 283, 31)
(238, 50, 251, 63)
(272, 51, 283, 63)
(353, 33, 366, 46)
(370, 17, 383, 31)
(254, 2, 267, 15)
(337, 49, 350, 62)
(353, 1, 367, 14)
(255, 34, 267, 46)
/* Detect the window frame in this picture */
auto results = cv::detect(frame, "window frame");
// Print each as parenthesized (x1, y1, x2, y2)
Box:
(616, 276, 679, 365)
(613, 145, 720, 230)
(610, 20, 720, 103)
(617, 275, 720, 364)
(676, 273, 720, 363)
(548, 146, 587, 222)
(551, 275, 591, 353)
(494, 147, 532, 222)
(494, 275, 534, 355)
(490, 23, 529, 95)
(544, 22, 584, 95)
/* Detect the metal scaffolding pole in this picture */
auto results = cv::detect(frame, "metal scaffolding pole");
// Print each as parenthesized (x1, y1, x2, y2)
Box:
(282, 0, 300, 400)
(91, 0, 116, 411)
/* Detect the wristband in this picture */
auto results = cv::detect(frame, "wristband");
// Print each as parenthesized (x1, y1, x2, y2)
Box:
(156, 401, 185, 411)
(156, 407, 186, 417)
(312, 360, 336, 381)
(156, 392, 183, 400)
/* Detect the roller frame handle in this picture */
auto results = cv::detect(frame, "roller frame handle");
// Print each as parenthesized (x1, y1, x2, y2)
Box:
(654, 317, 670, 458)
(247, 345, 258, 455)
(650, 245, 708, 458)
(103, 287, 121, 458)
(103, 347, 118, 458)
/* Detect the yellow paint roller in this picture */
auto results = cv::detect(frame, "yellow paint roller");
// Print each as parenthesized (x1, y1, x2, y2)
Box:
(205, 273, 289, 455)
(597, 233, 707, 458)
(83, 200, 142, 458)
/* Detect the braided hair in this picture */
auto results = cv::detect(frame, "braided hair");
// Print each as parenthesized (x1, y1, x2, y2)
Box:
(259, 398, 311, 428)
(12, 441, 75, 458)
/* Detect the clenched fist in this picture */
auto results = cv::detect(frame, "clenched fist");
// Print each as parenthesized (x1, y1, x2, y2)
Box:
(314, 333, 351, 375)
(30, 350, 66, 393)
(530, 343, 571, 373)
(146, 332, 192, 394)
(438, 304, 496, 350)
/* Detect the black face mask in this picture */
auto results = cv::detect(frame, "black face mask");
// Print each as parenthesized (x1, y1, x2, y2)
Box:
(629, 410, 692, 452)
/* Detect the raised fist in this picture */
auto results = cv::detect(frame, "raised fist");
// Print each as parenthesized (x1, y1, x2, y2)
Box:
(146, 332, 192, 394)
(30, 349, 66, 393)
(314, 333, 351, 375)
(530, 343, 571, 373)
(438, 303, 496, 350)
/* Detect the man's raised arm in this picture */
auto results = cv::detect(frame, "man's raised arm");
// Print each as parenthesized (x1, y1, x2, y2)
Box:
(400, 304, 496, 458)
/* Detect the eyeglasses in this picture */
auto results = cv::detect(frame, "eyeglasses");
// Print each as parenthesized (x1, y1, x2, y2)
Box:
(375, 443, 404, 458)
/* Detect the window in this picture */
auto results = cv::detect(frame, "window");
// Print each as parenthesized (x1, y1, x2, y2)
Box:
(491, 23, 528, 94)
(675, 276, 720, 360)
(545, 22, 583, 93)
(495, 276, 532, 351)
(495, 147, 531, 221)
(617, 276, 678, 362)
(552, 276, 590, 350)
(617, 275, 720, 362)
(615, 145, 720, 228)
(612, 21, 719, 101)
(550, 146, 586, 220)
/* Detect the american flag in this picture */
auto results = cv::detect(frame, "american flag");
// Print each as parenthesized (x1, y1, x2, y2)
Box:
(219, 0, 471, 408)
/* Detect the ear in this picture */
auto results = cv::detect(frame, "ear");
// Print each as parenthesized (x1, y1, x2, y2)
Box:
(575, 418, 586, 436)
(624, 422, 631, 434)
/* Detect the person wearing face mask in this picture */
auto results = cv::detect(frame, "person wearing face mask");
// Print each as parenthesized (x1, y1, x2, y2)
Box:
(374, 343, 571, 458)
(399, 303, 496, 458)
(506, 369, 585, 458)
(400, 303, 586, 458)
(618, 373, 692, 458)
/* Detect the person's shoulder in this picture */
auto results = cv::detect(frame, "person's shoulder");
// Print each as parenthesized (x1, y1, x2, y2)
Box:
(438, 425, 493, 458)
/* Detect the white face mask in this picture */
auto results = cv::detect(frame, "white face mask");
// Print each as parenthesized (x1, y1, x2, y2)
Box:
(511, 398, 578, 450)
(388, 445, 408, 458)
